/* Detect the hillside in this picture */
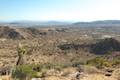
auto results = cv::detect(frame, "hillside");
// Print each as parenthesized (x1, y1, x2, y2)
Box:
(90, 38, 120, 54)
(0, 26, 24, 39)
(0, 26, 119, 80)
(0, 26, 49, 39)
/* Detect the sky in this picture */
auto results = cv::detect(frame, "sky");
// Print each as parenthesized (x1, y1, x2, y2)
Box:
(0, 0, 120, 22)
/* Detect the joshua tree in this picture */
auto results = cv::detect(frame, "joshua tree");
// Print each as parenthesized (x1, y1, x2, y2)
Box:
(16, 43, 27, 66)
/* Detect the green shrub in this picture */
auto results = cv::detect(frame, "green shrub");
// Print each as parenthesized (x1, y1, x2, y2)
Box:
(86, 57, 112, 68)
(112, 59, 120, 66)
(12, 65, 38, 80)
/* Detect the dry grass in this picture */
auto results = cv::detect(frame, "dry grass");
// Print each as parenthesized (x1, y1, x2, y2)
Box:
(81, 74, 117, 80)
(0, 75, 11, 80)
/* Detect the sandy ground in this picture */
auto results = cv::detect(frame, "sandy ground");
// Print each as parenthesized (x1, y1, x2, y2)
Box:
(81, 74, 117, 80)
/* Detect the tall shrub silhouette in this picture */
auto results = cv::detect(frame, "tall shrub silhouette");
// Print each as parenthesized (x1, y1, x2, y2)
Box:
(16, 43, 27, 66)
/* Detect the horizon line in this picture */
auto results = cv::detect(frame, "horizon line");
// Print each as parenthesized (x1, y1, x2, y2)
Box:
(1, 19, 120, 23)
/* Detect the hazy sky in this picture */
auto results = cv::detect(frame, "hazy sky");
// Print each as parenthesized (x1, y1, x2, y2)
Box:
(0, 0, 120, 21)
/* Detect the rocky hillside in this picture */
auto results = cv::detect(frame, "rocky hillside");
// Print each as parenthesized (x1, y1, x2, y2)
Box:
(91, 38, 120, 54)
(0, 26, 24, 39)
(0, 26, 49, 39)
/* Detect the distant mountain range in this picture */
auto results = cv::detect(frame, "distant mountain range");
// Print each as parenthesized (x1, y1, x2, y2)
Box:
(73, 20, 120, 27)
(0, 21, 71, 27)
(1, 20, 120, 27)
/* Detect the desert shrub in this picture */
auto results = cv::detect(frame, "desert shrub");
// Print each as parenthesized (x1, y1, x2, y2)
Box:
(53, 64, 64, 71)
(12, 62, 85, 79)
(112, 59, 120, 66)
(102, 61, 112, 67)
(12, 65, 38, 80)
(58, 43, 89, 51)
(86, 57, 112, 69)
(71, 61, 85, 67)
(32, 63, 67, 72)
(32, 63, 54, 72)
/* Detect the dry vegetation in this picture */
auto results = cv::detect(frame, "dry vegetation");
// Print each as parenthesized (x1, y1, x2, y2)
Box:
(0, 26, 119, 80)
